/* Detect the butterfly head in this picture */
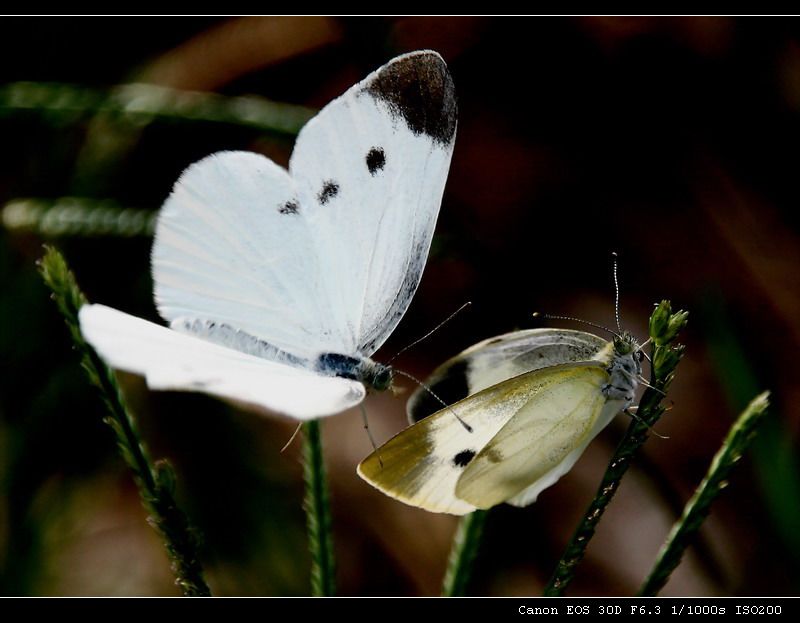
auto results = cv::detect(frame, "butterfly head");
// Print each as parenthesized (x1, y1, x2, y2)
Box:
(613, 331, 639, 357)
(361, 359, 394, 393)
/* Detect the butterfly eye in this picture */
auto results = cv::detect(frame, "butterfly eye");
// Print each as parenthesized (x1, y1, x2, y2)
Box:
(373, 366, 393, 391)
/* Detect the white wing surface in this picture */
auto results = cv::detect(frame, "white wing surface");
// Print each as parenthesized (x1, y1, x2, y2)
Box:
(79, 304, 365, 420)
(153, 51, 457, 360)
(407, 329, 610, 422)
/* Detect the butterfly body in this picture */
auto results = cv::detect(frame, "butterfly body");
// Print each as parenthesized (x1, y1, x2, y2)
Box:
(601, 332, 642, 403)
(313, 353, 393, 392)
(173, 315, 394, 390)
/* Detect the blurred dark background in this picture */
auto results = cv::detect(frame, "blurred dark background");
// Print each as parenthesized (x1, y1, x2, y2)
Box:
(1, 16, 799, 596)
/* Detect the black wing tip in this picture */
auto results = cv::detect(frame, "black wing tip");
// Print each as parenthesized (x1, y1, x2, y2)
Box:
(364, 49, 457, 146)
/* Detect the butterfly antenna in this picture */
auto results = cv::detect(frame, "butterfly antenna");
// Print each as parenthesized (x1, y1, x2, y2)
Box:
(625, 407, 669, 439)
(360, 404, 383, 467)
(532, 312, 622, 339)
(280, 422, 303, 453)
(388, 301, 472, 365)
(612, 251, 623, 334)
(394, 369, 473, 433)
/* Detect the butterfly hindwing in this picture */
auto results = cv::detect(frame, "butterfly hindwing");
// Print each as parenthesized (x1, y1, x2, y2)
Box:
(407, 329, 611, 422)
(79, 304, 365, 419)
(455, 364, 616, 509)
(152, 151, 337, 359)
(504, 385, 624, 508)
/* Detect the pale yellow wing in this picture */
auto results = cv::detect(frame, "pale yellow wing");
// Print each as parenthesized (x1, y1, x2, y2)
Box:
(358, 368, 549, 515)
(358, 362, 609, 515)
(504, 391, 626, 508)
(455, 365, 611, 509)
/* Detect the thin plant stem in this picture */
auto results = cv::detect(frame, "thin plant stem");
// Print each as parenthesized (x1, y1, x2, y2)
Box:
(302, 419, 336, 596)
(702, 297, 800, 569)
(3, 197, 156, 237)
(638, 391, 770, 596)
(37, 245, 210, 597)
(543, 301, 688, 596)
(441, 510, 489, 596)
(0, 81, 314, 136)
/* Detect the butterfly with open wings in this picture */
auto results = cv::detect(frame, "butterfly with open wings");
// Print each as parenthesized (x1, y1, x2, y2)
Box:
(79, 50, 457, 420)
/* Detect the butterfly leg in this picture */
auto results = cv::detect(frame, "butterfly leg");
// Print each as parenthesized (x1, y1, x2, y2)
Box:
(280, 422, 303, 453)
(623, 408, 670, 440)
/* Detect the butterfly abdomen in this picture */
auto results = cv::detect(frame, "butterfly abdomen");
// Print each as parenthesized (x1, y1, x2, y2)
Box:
(602, 350, 641, 403)
(315, 353, 363, 380)
(314, 353, 393, 393)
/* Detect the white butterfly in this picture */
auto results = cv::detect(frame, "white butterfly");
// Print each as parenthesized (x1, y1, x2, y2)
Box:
(357, 327, 644, 515)
(79, 50, 457, 420)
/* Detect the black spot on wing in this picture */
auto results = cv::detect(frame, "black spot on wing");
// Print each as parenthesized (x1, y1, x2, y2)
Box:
(279, 200, 299, 215)
(452, 449, 476, 468)
(407, 359, 470, 424)
(366, 147, 386, 175)
(364, 51, 457, 145)
(318, 180, 339, 205)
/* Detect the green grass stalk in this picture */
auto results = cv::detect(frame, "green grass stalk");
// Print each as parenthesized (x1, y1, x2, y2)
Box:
(0, 81, 313, 136)
(38, 245, 210, 596)
(638, 391, 770, 596)
(301, 420, 336, 596)
(441, 509, 489, 596)
(543, 301, 688, 596)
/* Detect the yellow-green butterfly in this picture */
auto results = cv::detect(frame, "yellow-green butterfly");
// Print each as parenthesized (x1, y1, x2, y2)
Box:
(357, 318, 646, 515)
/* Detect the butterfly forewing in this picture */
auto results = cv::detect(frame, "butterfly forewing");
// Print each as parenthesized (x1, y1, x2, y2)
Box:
(358, 374, 534, 515)
(290, 50, 457, 356)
